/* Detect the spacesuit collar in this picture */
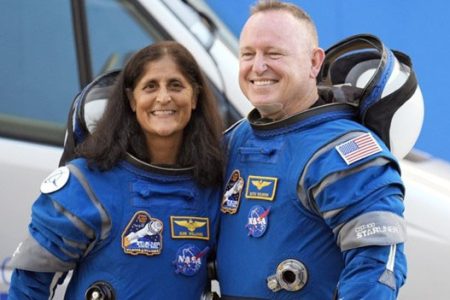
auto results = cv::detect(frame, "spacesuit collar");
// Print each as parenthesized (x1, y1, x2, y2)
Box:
(124, 153, 194, 176)
(247, 101, 356, 135)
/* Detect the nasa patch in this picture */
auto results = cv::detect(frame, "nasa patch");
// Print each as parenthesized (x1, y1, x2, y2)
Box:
(246, 205, 270, 238)
(40, 166, 70, 194)
(221, 170, 245, 214)
(122, 211, 163, 256)
(173, 244, 209, 276)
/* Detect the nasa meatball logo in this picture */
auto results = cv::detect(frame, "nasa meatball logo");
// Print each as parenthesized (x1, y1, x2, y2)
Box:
(246, 205, 270, 238)
(173, 244, 209, 276)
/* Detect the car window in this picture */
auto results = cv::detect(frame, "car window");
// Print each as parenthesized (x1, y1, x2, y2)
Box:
(0, 0, 238, 149)
(0, 0, 164, 147)
(0, 0, 78, 145)
(85, 0, 160, 76)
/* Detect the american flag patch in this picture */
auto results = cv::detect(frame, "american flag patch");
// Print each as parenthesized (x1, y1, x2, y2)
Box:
(335, 132, 382, 165)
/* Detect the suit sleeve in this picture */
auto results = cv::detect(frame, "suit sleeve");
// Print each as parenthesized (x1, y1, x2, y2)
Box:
(299, 132, 407, 299)
(8, 164, 111, 299)
(8, 270, 66, 300)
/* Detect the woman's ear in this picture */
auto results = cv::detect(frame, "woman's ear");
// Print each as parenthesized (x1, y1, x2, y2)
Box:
(191, 97, 197, 110)
(191, 87, 199, 110)
(126, 88, 136, 112)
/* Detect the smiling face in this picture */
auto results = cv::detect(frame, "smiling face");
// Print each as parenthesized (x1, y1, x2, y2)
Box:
(128, 55, 197, 146)
(239, 10, 324, 120)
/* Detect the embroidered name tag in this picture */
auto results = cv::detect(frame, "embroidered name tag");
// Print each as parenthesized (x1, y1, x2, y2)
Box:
(170, 216, 210, 240)
(245, 175, 278, 201)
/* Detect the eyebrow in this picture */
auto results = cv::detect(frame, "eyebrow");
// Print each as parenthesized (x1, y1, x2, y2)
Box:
(239, 46, 286, 53)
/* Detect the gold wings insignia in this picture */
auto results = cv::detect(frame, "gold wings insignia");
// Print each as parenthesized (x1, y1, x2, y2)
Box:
(251, 180, 271, 190)
(174, 220, 207, 232)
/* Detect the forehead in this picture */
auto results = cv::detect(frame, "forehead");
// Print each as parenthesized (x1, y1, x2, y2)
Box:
(240, 11, 308, 49)
(134, 56, 191, 89)
(139, 56, 189, 80)
(144, 56, 180, 74)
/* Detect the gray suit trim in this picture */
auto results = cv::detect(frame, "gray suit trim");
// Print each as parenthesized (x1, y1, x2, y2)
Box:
(379, 269, 397, 290)
(48, 272, 65, 299)
(315, 157, 391, 219)
(297, 131, 366, 215)
(67, 163, 112, 241)
(378, 244, 398, 290)
(9, 235, 75, 272)
(322, 207, 345, 220)
(63, 237, 88, 251)
(335, 211, 406, 251)
(52, 200, 94, 240)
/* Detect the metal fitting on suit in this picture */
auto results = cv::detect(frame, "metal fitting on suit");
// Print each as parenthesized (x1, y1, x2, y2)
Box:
(266, 259, 308, 292)
(85, 281, 115, 300)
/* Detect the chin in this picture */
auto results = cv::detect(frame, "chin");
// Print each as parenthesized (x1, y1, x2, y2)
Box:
(251, 98, 281, 111)
(247, 92, 277, 104)
(156, 129, 178, 137)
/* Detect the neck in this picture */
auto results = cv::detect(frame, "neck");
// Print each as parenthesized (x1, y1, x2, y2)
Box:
(261, 87, 319, 121)
(146, 135, 182, 165)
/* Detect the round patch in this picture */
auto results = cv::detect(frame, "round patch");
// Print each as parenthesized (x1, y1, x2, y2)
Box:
(246, 205, 270, 238)
(173, 244, 209, 276)
(40, 166, 70, 194)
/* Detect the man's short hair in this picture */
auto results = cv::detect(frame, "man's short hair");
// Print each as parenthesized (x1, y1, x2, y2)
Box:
(251, 0, 319, 46)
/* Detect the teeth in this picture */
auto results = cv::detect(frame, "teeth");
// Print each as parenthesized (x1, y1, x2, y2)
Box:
(152, 110, 175, 116)
(253, 80, 275, 86)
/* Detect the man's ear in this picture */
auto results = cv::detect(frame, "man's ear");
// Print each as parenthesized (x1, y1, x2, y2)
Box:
(310, 47, 325, 78)
(126, 88, 136, 112)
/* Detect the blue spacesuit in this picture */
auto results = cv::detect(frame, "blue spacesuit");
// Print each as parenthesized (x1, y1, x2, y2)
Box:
(216, 103, 407, 299)
(9, 154, 220, 299)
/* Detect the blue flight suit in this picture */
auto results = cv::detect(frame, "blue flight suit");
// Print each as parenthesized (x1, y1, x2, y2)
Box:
(8, 154, 220, 299)
(217, 104, 407, 299)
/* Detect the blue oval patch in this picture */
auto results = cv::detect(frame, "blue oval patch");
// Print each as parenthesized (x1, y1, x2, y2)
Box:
(246, 205, 270, 238)
(173, 244, 209, 276)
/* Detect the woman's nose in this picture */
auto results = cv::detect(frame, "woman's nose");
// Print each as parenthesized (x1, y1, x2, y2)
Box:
(156, 89, 171, 103)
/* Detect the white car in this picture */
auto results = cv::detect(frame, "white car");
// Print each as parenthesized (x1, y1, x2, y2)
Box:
(1, 1, 449, 299)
